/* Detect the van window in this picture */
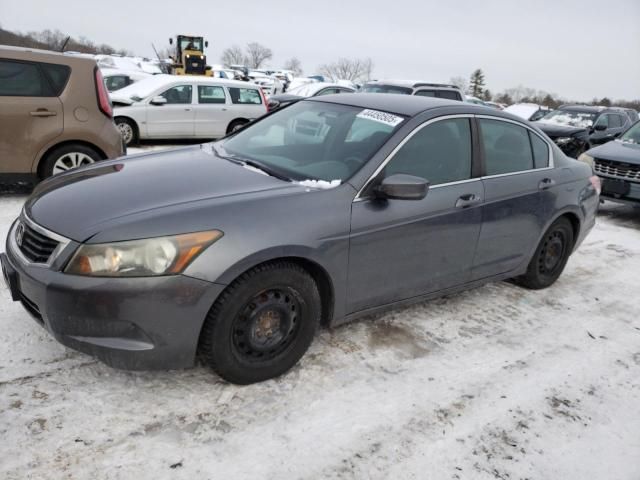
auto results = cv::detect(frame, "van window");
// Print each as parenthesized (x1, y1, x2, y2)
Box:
(198, 85, 226, 104)
(227, 87, 262, 105)
(0, 60, 50, 96)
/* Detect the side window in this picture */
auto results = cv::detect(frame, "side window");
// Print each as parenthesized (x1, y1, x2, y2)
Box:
(198, 85, 226, 104)
(594, 114, 609, 128)
(436, 90, 462, 101)
(160, 85, 192, 104)
(414, 90, 436, 97)
(105, 75, 130, 92)
(0, 60, 50, 96)
(39, 63, 71, 95)
(316, 88, 340, 96)
(609, 114, 623, 128)
(385, 118, 472, 185)
(227, 87, 262, 105)
(479, 119, 533, 175)
(529, 132, 549, 168)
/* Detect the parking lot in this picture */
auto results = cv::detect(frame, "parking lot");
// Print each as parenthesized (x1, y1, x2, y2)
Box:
(1, 148, 639, 479)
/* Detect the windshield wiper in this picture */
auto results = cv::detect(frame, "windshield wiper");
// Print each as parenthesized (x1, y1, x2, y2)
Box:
(211, 144, 291, 181)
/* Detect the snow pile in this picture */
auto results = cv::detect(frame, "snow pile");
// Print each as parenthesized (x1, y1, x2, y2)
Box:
(297, 179, 341, 189)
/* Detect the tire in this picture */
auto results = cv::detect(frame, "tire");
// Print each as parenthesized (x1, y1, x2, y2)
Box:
(514, 217, 574, 290)
(115, 117, 138, 146)
(40, 143, 102, 178)
(227, 119, 248, 134)
(199, 261, 321, 384)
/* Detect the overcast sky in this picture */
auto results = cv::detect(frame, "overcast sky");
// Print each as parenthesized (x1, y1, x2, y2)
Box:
(2, 0, 639, 100)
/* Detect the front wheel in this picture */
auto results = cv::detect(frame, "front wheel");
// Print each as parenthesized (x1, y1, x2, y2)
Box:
(514, 217, 574, 290)
(199, 261, 321, 384)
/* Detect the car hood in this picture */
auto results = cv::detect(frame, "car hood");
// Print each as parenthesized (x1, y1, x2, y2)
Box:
(25, 145, 302, 243)
(589, 140, 640, 165)
(534, 121, 587, 137)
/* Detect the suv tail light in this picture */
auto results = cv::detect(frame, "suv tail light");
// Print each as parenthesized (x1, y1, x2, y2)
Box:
(94, 68, 113, 118)
(589, 175, 601, 195)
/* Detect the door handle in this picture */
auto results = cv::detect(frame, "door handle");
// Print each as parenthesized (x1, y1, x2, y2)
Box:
(184, 108, 192, 111)
(538, 178, 556, 190)
(221, 108, 228, 111)
(29, 109, 57, 117)
(455, 194, 482, 208)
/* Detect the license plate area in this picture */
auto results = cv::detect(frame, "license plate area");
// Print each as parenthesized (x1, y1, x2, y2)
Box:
(601, 178, 630, 196)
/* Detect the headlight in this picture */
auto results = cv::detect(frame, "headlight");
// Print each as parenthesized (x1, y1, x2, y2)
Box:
(577, 153, 594, 168)
(65, 230, 223, 277)
(555, 137, 573, 145)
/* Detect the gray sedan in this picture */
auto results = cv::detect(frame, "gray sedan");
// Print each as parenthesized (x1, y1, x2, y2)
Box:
(1, 94, 600, 384)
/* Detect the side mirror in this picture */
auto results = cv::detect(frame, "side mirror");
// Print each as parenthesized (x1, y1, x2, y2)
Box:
(150, 96, 167, 105)
(205, 40, 209, 48)
(169, 38, 173, 45)
(374, 174, 429, 200)
(594, 124, 607, 131)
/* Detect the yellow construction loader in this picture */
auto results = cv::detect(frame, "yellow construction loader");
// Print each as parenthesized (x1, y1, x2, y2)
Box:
(168, 35, 213, 76)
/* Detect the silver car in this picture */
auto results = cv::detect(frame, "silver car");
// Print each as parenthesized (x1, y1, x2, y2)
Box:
(111, 75, 268, 146)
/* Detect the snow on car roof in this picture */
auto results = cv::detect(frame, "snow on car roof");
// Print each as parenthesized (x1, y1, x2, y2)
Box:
(111, 74, 261, 100)
(288, 82, 355, 97)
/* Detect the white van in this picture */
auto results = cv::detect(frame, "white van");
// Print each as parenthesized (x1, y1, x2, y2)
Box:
(111, 75, 268, 146)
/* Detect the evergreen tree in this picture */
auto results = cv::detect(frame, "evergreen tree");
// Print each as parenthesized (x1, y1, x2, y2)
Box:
(469, 69, 486, 97)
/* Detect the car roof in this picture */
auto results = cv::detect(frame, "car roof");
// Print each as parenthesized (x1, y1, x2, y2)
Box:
(559, 104, 625, 113)
(364, 79, 459, 90)
(0, 45, 97, 66)
(306, 92, 470, 117)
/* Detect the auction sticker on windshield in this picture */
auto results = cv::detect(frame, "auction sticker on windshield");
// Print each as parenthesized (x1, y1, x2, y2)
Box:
(357, 109, 404, 127)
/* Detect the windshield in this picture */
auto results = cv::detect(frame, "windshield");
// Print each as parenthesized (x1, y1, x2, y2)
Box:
(620, 122, 640, 144)
(180, 37, 203, 51)
(219, 101, 405, 182)
(361, 84, 413, 95)
(539, 110, 596, 128)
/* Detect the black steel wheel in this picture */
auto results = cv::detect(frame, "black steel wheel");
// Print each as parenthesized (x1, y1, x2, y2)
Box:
(514, 217, 574, 290)
(199, 261, 321, 384)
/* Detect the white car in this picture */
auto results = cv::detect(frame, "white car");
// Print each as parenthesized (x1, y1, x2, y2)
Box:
(102, 68, 153, 92)
(503, 103, 551, 122)
(111, 75, 267, 146)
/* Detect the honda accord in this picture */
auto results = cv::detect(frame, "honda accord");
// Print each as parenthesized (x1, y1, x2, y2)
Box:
(1, 94, 600, 384)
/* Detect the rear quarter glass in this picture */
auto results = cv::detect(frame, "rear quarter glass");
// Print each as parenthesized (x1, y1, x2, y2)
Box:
(39, 63, 71, 96)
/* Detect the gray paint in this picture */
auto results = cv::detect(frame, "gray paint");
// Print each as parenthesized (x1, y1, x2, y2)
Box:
(4, 95, 599, 370)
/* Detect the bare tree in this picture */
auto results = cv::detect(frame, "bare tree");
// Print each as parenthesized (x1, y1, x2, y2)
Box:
(221, 45, 245, 67)
(449, 76, 468, 93)
(317, 57, 373, 83)
(245, 42, 273, 69)
(283, 57, 303, 76)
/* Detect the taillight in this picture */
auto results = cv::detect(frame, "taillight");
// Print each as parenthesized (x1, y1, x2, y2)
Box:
(94, 68, 112, 118)
(589, 175, 601, 195)
(259, 88, 269, 113)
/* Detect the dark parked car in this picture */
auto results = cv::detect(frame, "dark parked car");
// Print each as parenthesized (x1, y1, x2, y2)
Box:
(361, 80, 465, 101)
(579, 120, 640, 205)
(535, 105, 632, 158)
(1, 94, 599, 384)
(268, 82, 355, 111)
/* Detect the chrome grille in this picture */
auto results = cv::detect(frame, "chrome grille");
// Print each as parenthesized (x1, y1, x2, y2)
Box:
(16, 222, 60, 263)
(594, 159, 640, 182)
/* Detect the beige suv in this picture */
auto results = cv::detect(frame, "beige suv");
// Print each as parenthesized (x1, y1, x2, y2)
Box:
(0, 46, 124, 182)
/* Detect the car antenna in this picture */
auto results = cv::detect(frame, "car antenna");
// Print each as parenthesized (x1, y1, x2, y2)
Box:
(60, 36, 70, 52)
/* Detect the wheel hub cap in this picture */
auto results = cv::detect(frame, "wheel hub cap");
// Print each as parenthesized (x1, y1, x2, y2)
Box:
(52, 152, 95, 175)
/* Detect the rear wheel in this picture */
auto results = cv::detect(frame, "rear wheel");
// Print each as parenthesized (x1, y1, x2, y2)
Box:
(514, 217, 574, 289)
(227, 119, 249, 134)
(40, 144, 102, 178)
(199, 261, 321, 384)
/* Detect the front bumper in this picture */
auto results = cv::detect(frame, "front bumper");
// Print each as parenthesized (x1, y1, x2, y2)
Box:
(597, 175, 640, 205)
(2, 221, 224, 370)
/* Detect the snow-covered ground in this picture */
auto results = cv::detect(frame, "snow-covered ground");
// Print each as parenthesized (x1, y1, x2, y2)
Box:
(0, 170, 639, 478)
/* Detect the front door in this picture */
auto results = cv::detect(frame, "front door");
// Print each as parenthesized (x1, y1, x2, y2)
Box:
(347, 116, 483, 313)
(0, 59, 63, 174)
(146, 84, 195, 138)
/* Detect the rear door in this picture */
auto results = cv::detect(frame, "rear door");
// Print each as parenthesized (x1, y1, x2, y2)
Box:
(347, 116, 483, 313)
(146, 84, 195, 138)
(472, 116, 555, 279)
(194, 84, 233, 138)
(0, 59, 63, 174)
